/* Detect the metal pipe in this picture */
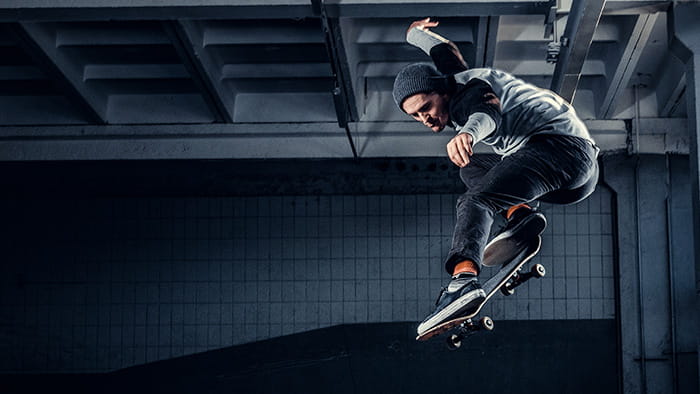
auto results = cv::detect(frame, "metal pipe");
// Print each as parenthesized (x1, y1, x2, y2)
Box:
(314, 0, 359, 158)
(633, 82, 648, 393)
(665, 153, 679, 394)
(344, 124, 358, 159)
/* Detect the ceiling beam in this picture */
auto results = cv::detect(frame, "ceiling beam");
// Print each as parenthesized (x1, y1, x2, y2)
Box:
(482, 16, 499, 68)
(0, 119, 683, 161)
(0, 0, 667, 21)
(657, 55, 686, 118)
(323, 0, 548, 17)
(0, 0, 671, 21)
(162, 20, 236, 123)
(0, 1, 550, 22)
(0, 1, 313, 22)
(6, 22, 107, 124)
(598, 13, 658, 118)
(550, 0, 606, 102)
(473, 17, 488, 68)
(599, 0, 669, 15)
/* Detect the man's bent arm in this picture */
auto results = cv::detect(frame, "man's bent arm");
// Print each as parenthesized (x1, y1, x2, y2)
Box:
(458, 113, 496, 145)
(450, 79, 502, 145)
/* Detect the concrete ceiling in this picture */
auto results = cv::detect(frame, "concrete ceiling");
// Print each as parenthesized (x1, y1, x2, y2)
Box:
(0, 0, 690, 160)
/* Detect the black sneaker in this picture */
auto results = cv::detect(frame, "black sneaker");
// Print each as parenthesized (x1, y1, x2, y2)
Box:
(417, 274, 486, 336)
(483, 206, 546, 267)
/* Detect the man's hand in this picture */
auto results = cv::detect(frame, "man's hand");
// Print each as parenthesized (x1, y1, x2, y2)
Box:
(447, 133, 474, 167)
(406, 17, 439, 37)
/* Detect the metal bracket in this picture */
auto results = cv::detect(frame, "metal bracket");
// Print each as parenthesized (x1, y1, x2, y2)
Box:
(546, 41, 561, 63)
(544, 1, 561, 64)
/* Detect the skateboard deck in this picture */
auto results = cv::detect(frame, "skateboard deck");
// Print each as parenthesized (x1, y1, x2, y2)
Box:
(416, 235, 542, 342)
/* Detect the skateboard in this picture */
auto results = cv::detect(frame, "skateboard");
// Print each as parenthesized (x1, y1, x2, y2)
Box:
(415, 235, 544, 349)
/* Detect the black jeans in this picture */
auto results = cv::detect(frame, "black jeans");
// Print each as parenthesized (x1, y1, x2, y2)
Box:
(445, 134, 600, 273)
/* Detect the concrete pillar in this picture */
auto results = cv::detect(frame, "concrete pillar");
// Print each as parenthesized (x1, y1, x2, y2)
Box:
(669, 2, 700, 392)
(604, 156, 677, 393)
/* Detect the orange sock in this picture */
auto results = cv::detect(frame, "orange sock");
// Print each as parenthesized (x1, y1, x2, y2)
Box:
(453, 260, 478, 276)
(506, 203, 531, 219)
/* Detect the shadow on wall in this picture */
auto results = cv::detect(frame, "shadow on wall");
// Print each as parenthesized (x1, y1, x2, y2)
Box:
(3, 320, 617, 394)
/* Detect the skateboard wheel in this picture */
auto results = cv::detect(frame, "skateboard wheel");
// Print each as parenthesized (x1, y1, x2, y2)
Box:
(532, 264, 546, 278)
(480, 316, 494, 331)
(501, 285, 515, 296)
(447, 334, 462, 350)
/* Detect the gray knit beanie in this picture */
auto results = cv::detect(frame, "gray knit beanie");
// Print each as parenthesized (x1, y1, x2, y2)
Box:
(392, 63, 447, 111)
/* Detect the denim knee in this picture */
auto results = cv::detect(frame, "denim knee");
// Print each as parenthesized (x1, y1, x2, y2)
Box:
(458, 190, 502, 215)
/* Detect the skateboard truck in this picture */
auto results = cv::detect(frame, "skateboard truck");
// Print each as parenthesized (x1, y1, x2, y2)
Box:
(447, 316, 494, 350)
(501, 263, 546, 296)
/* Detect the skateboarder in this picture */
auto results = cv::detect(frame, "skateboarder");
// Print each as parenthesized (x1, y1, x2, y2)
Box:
(393, 19, 600, 336)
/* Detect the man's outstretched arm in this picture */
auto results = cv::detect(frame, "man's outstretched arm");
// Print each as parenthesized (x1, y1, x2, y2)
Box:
(406, 18, 468, 75)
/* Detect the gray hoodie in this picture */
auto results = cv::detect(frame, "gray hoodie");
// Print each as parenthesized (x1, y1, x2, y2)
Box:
(408, 27, 595, 156)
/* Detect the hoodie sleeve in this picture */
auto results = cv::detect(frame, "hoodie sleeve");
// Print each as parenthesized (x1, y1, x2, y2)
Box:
(407, 26, 449, 54)
(449, 78, 502, 145)
(407, 27, 468, 75)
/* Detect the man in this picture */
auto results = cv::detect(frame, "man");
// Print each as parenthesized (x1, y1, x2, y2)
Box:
(393, 19, 600, 336)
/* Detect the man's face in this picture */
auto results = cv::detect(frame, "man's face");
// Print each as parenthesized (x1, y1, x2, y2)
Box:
(401, 92, 450, 133)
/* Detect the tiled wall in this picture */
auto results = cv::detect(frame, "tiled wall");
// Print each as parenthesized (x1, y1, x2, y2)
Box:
(0, 188, 614, 372)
